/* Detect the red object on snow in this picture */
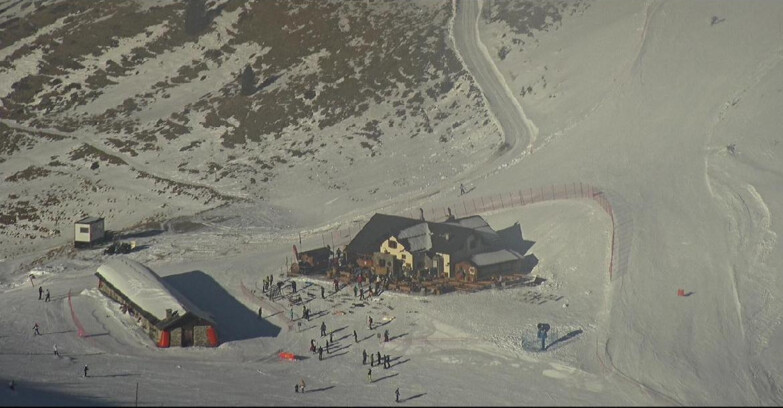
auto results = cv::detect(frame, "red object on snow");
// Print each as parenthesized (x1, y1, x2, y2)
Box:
(158, 330, 171, 348)
(677, 289, 685, 297)
(279, 352, 296, 361)
(207, 326, 219, 347)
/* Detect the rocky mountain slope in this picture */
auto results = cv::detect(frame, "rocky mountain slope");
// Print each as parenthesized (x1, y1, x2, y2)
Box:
(0, 0, 503, 259)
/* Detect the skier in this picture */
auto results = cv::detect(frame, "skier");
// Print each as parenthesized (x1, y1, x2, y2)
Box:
(384, 329, 389, 343)
(354, 330, 358, 343)
(362, 349, 367, 365)
(321, 322, 327, 337)
(33, 322, 40, 336)
(45, 289, 51, 302)
(321, 286, 325, 299)
(38, 286, 43, 300)
(318, 346, 323, 361)
(299, 378, 306, 393)
(53, 344, 59, 357)
(83, 365, 88, 378)
(368, 368, 372, 383)
(257, 306, 262, 319)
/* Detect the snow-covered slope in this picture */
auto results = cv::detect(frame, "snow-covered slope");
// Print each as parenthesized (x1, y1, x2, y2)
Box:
(2, 0, 783, 405)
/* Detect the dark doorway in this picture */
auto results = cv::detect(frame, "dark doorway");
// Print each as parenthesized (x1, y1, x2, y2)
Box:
(182, 325, 194, 347)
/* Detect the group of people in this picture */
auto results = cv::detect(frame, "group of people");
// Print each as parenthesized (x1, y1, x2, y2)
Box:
(37, 286, 51, 302)
(281, 279, 405, 403)
(362, 349, 392, 369)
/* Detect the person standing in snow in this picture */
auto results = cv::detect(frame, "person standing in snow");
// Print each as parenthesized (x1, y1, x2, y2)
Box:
(460, 183, 466, 196)
(33, 323, 40, 336)
(299, 378, 306, 393)
(38, 286, 43, 300)
(257, 306, 262, 319)
(291, 281, 297, 294)
(83, 365, 88, 378)
(321, 286, 325, 299)
(326, 340, 330, 354)
(367, 368, 372, 383)
(368, 316, 373, 330)
(45, 289, 51, 302)
(395, 387, 400, 402)
(321, 322, 327, 337)
(370, 353, 374, 367)
(53, 344, 59, 357)
(385, 355, 390, 369)
(354, 330, 358, 343)
(329, 331, 333, 342)
(295, 383, 299, 393)
(353, 285, 358, 297)
(362, 349, 367, 365)
(318, 346, 323, 361)
(376, 351, 381, 365)
(384, 329, 389, 343)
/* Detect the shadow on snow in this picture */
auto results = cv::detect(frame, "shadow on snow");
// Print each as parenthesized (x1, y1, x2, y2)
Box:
(162, 270, 281, 342)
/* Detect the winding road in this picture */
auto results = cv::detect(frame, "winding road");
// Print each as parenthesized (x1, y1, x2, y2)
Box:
(451, 0, 537, 157)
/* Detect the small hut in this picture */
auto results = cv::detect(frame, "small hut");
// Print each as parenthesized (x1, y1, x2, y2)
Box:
(95, 258, 218, 348)
(74, 216, 105, 248)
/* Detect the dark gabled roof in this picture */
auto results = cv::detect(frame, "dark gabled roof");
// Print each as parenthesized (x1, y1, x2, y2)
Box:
(427, 222, 477, 253)
(76, 216, 104, 224)
(345, 214, 422, 256)
(300, 246, 331, 259)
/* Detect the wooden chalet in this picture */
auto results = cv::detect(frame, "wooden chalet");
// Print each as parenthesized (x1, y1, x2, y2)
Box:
(95, 258, 218, 348)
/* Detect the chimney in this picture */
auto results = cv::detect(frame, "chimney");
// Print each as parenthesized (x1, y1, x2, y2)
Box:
(166, 308, 172, 318)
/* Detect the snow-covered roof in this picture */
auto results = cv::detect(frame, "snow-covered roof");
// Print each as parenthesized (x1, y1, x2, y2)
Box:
(95, 258, 213, 324)
(470, 249, 524, 267)
(397, 223, 431, 252)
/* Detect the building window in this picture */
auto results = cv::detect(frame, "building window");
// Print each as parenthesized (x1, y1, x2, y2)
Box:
(388, 240, 397, 249)
(80, 227, 89, 233)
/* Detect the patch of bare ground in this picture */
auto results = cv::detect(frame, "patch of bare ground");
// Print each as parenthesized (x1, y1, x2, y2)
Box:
(68, 143, 128, 166)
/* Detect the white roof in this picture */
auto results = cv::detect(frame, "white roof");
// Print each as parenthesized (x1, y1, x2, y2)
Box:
(397, 223, 431, 252)
(471, 249, 523, 267)
(96, 258, 212, 323)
